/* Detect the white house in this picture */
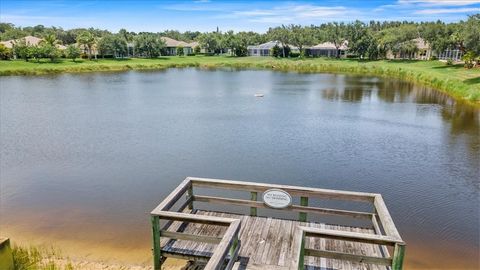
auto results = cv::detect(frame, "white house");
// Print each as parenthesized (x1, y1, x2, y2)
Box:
(306, 41, 348, 58)
(247, 41, 298, 56)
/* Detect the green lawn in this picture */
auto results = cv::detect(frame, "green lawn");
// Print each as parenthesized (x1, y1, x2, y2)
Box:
(1, 56, 479, 105)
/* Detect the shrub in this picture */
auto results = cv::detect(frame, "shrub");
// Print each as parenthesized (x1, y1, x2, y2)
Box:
(65, 45, 81, 62)
(176, 46, 184, 56)
(194, 46, 201, 54)
(462, 51, 477, 69)
(289, 51, 300, 58)
(271, 45, 291, 58)
(0, 44, 12, 60)
(234, 46, 248, 57)
(446, 59, 453, 66)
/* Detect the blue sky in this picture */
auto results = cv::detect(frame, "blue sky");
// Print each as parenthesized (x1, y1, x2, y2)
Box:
(1, 0, 479, 32)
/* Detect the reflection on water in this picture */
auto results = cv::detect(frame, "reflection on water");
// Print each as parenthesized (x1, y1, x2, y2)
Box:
(0, 69, 479, 269)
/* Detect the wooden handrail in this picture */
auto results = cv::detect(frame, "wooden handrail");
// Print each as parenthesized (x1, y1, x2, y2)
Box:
(193, 195, 373, 219)
(151, 178, 191, 213)
(291, 226, 405, 270)
(374, 194, 402, 239)
(204, 220, 241, 270)
(153, 210, 236, 225)
(190, 177, 377, 202)
(300, 226, 404, 245)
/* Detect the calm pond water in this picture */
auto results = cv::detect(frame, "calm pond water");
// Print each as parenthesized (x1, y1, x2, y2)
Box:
(0, 69, 479, 269)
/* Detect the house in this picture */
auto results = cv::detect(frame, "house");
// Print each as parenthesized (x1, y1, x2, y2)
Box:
(160, 37, 198, 55)
(247, 41, 298, 56)
(1, 36, 67, 59)
(438, 48, 463, 62)
(386, 38, 432, 60)
(0, 36, 43, 49)
(0, 36, 67, 50)
(306, 41, 348, 58)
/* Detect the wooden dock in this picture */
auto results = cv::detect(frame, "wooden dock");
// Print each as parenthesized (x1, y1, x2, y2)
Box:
(151, 177, 405, 270)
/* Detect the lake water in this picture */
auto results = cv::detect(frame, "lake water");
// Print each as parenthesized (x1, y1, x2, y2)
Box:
(0, 69, 479, 269)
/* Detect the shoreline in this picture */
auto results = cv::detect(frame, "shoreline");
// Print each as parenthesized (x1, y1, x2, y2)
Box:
(0, 56, 479, 107)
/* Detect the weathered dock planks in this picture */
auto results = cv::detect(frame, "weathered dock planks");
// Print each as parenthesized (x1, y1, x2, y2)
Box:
(161, 210, 387, 270)
(151, 177, 405, 270)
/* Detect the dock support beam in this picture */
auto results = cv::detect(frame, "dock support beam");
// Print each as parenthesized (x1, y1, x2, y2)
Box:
(392, 243, 405, 270)
(187, 184, 194, 210)
(297, 231, 306, 269)
(299, 196, 308, 222)
(250, 192, 257, 216)
(151, 216, 161, 270)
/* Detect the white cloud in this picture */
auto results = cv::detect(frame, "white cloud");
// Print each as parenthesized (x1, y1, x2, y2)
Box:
(398, 0, 480, 6)
(415, 7, 480, 14)
(231, 5, 350, 24)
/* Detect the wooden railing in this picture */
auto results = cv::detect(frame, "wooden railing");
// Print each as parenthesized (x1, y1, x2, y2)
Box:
(150, 177, 405, 270)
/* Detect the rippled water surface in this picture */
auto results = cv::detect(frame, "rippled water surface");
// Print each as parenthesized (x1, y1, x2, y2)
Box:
(1, 69, 479, 269)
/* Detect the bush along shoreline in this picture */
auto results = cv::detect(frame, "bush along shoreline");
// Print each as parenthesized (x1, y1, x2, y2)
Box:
(0, 57, 479, 106)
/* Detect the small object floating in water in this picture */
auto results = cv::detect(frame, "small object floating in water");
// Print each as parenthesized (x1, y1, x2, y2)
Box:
(254, 93, 264, 97)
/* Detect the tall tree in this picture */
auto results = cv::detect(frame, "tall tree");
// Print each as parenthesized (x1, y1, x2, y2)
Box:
(134, 33, 165, 58)
(288, 25, 314, 57)
(198, 32, 222, 54)
(462, 14, 480, 55)
(76, 31, 96, 60)
(98, 34, 128, 58)
(65, 44, 81, 62)
(324, 22, 348, 58)
(267, 25, 290, 57)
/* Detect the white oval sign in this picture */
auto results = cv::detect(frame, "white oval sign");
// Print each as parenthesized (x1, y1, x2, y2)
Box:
(263, 189, 292, 209)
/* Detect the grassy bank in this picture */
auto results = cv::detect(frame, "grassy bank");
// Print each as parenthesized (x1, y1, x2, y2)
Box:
(10, 243, 186, 270)
(1, 56, 479, 104)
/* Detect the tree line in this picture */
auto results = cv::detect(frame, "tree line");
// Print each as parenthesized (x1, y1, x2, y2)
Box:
(0, 14, 478, 65)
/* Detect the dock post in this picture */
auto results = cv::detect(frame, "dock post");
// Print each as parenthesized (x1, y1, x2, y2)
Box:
(392, 243, 406, 270)
(299, 196, 308, 222)
(187, 184, 194, 210)
(250, 192, 257, 216)
(151, 215, 161, 270)
(298, 231, 306, 270)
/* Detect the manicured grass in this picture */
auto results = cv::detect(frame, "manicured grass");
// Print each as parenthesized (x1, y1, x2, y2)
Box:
(1, 56, 479, 104)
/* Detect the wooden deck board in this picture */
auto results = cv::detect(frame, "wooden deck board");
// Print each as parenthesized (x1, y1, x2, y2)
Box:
(161, 210, 388, 270)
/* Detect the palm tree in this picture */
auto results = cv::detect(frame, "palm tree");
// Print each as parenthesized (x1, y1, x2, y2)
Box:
(40, 33, 61, 62)
(77, 31, 96, 60)
(42, 33, 60, 47)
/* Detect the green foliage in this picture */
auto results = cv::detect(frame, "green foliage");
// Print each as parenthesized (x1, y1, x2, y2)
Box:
(159, 29, 201, 42)
(377, 24, 419, 58)
(462, 14, 480, 55)
(271, 44, 291, 58)
(40, 43, 61, 62)
(12, 245, 74, 270)
(176, 46, 184, 56)
(1, 57, 478, 103)
(198, 32, 222, 54)
(419, 21, 454, 54)
(324, 22, 348, 57)
(267, 25, 290, 57)
(97, 34, 128, 58)
(13, 39, 33, 61)
(288, 24, 314, 56)
(194, 45, 201, 54)
(134, 33, 165, 58)
(76, 31, 96, 60)
(65, 45, 80, 62)
(0, 43, 12, 59)
(462, 51, 477, 69)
